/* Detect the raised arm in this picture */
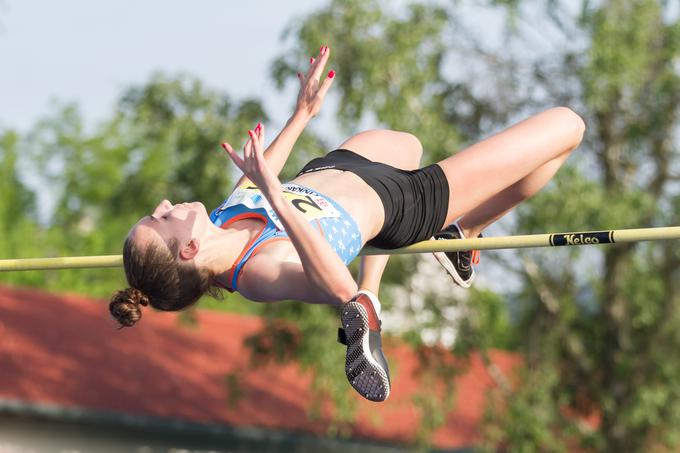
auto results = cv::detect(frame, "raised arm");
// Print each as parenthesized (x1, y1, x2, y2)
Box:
(222, 122, 357, 304)
(224, 46, 335, 184)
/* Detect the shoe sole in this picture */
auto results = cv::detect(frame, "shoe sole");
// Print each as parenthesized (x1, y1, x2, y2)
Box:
(432, 251, 474, 289)
(341, 301, 390, 402)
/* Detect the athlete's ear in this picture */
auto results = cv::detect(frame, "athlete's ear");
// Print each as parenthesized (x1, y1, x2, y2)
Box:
(179, 238, 200, 260)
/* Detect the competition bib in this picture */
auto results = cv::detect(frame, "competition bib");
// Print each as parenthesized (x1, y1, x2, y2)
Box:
(216, 180, 341, 229)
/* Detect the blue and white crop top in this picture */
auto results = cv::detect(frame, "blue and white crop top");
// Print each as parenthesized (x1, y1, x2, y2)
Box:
(210, 180, 363, 292)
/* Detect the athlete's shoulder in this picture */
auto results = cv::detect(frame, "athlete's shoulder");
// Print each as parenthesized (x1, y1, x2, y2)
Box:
(238, 251, 352, 304)
(236, 245, 310, 302)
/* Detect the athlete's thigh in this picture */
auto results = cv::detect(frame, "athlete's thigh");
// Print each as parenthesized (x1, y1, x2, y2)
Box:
(437, 107, 585, 225)
(338, 129, 423, 170)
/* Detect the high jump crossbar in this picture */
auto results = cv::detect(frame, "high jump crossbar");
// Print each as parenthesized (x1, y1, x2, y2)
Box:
(1, 226, 679, 272)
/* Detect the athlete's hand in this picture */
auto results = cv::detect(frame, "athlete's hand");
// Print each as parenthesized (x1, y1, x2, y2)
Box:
(221, 123, 282, 196)
(295, 45, 336, 119)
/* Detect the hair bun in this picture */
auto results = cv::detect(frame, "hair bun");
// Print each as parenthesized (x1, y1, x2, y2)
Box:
(109, 287, 149, 327)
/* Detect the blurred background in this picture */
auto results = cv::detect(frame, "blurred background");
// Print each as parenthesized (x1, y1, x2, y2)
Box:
(2, 0, 680, 452)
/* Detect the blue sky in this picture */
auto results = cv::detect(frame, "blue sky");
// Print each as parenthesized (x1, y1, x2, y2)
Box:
(1, 0, 356, 224)
(0, 0, 325, 132)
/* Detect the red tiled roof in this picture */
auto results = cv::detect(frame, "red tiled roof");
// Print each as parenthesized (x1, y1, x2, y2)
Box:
(0, 285, 518, 449)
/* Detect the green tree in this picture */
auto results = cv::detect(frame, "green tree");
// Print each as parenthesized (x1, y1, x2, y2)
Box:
(251, 0, 516, 443)
(469, 1, 680, 451)
(255, 0, 680, 450)
(6, 1, 680, 450)
(0, 129, 45, 287)
(22, 74, 288, 298)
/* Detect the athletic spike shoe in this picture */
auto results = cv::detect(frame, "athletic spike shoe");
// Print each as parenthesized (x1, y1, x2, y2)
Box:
(337, 290, 390, 402)
(432, 223, 481, 289)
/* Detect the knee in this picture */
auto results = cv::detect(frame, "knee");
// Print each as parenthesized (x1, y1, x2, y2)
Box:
(552, 106, 586, 147)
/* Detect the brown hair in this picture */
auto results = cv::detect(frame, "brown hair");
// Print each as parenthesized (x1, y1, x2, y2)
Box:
(109, 235, 217, 328)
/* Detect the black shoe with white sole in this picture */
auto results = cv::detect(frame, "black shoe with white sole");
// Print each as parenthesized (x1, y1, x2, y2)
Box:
(432, 223, 481, 288)
(337, 292, 390, 402)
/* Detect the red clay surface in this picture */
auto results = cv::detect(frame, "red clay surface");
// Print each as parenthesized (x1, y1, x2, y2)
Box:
(0, 285, 518, 449)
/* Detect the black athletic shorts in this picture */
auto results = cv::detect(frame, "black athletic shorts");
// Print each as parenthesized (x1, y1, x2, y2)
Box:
(296, 149, 450, 249)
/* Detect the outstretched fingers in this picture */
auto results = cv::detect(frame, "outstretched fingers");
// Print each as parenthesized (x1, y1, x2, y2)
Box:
(316, 70, 336, 102)
(255, 121, 264, 143)
(248, 122, 265, 164)
(248, 128, 265, 160)
(308, 45, 330, 83)
(221, 142, 245, 172)
(221, 121, 265, 172)
(294, 46, 335, 117)
(243, 136, 254, 162)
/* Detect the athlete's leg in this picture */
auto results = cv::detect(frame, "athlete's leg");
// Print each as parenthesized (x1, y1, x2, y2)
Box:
(336, 130, 423, 402)
(437, 107, 585, 226)
(458, 150, 570, 238)
(432, 108, 583, 288)
(338, 130, 424, 295)
(357, 255, 389, 294)
(338, 129, 424, 170)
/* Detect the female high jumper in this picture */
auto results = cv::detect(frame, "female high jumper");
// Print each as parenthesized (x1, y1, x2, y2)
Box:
(110, 46, 585, 402)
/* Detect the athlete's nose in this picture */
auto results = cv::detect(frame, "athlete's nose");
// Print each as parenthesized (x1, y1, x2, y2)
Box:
(153, 199, 173, 216)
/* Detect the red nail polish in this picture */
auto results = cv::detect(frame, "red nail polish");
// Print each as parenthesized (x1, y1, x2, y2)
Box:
(221, 143, 228, 150)
(310, 57, 315, 64)
(328, 70, 335, 78)
(320, 45, 324, 53)
(256, 122, 262, 131)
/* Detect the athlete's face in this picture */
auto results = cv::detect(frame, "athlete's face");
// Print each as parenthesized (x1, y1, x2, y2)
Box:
(130, 200, 211, 256)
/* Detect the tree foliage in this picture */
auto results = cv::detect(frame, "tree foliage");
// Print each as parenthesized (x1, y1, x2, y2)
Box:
(0, 130, 44, 287)
(474, 1, 680, 451)
(3, 0, 680, 451)
(1, 74, 283, 298)
(264, 0, 680, 450)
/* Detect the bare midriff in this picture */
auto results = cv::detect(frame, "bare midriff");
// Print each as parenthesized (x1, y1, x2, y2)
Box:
(292, 169, 385, 243)
(223, 169, 386, 266)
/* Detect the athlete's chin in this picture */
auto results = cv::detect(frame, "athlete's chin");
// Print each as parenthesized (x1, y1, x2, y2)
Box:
(181, 201, 208, 215)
